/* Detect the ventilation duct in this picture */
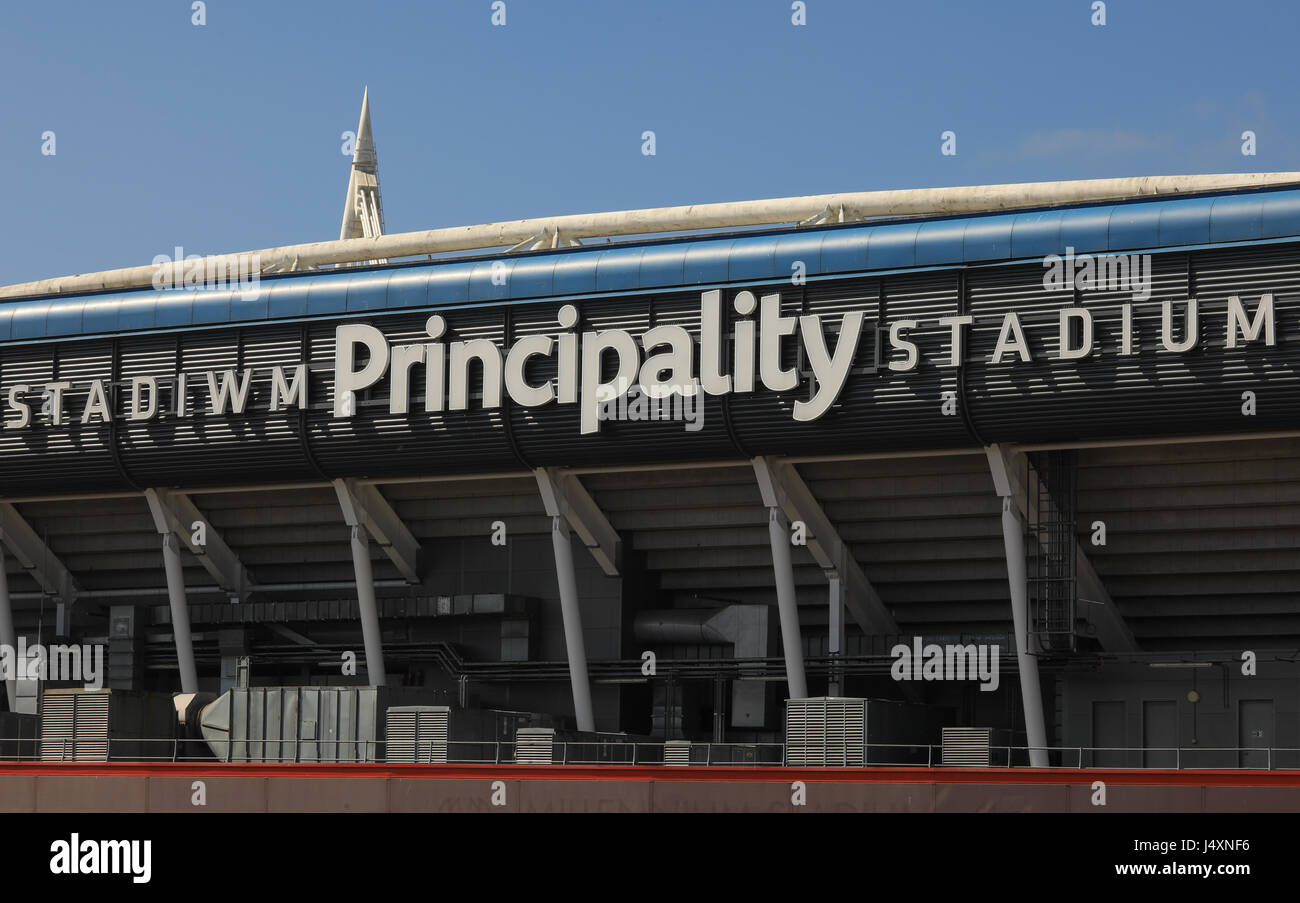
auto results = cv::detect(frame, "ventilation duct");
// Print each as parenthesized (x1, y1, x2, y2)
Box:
(635, 605, 768, 728)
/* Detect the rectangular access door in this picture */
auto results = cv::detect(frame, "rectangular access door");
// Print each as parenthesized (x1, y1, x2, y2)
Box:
(1142, 701, 1177, 768)
(1238, 700, 1273, 769)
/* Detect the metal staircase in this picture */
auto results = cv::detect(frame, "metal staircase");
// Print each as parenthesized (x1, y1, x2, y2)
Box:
(1026, 450, 1078, 652)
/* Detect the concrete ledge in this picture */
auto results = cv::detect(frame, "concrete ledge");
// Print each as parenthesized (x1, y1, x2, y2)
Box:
(6, 766, 1300, 812)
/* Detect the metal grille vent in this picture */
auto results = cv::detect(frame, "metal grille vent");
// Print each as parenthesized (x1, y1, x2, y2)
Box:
(515, 728, 555, 765)
(40, 691, 111, 762)
(664, 739, 692, 766)
(942, 727, 992, 766)
(785, 698, 866, 766)
(385, 706, 449, 764)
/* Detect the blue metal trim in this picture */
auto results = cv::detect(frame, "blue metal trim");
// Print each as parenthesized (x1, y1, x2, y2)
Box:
(4, 233, 1300, 350)
(7, 186, 1300, 343)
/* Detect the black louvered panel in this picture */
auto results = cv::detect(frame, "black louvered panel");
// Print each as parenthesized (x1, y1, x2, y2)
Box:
(967, 249, 1300, 444)
(120, 416, 310, 487)
(512, 292, 735, 466)
(728, 273, 971, 455)
(305, 306, 519, 477)
(0, 341, 124, 495)
(116, 324, 315, 486)
(1, 241, 1298, 495)
(1194, 245, 1300, 302)
(307, 406, 520, 477)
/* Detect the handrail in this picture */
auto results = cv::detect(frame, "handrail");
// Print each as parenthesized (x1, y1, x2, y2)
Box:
(3, 735, 1298, 768)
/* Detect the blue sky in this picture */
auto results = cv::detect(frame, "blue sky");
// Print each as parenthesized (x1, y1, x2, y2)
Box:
(2, 0, 1297, 285)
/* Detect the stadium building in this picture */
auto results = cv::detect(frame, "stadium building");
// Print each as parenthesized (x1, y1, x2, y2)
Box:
(3, 96, 1300, 811)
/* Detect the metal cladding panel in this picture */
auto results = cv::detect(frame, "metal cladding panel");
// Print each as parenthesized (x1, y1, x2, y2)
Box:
(154, 290, 196, 328)
(1262, 191, 1300, 237)
(1010, 210, 1063, 259)
(818, 230, 870, 273)
(512, 293, 735, 467)
(1159, 201, 1212, 246)
(551, 253, 598, 296)
(229, 285, 269, 322)
(1, 192, 1300, 493)
(508, 257, 557, 299)
(727, 235, 778, 281)
(1107, 202, 1164, 252)
(344, 272, 392, 314)
(965, 246, 1300, 443)
(191, 289, 233, 326)
(116, 325, 311, 486)
(772, 232, 827, 277)
(595, 247, 644, 293)
(426, 265, 471, 305)
(962, 214, 1017, 262)
(1210, 194, 1265, 243)
(637, 244, 688, 288)
(469, 260, 513, 302)
(913, 220, 968, 266)
(305, 271, 353, 317)
(386, 269, 432, 309)
(45, 299, 85, 336)
(9, 301, 51, 340)
(116, 294, 158, 331)
(305, 309, 519, 478)
(0, 341, 123, 493)
(684, 240, 735, 285)
(6, 187, 1300, 344)
(267, 278, 312, 319)
(864, 223, 919, 270)
(0, 241, 1296, 493)
(1056, 206, 1113, 255)
(726, 274, 970, 456)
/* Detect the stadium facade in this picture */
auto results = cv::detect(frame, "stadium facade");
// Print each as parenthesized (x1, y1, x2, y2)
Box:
(4, 134, 1300, 808)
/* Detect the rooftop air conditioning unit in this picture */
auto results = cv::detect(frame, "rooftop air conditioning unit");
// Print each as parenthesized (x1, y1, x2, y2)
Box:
(785, 697, 867, 766)
(515, 727, 555, 764)
(941, 727, 993, 766)
(664, 739, 692, 766)
(39, 689, 175, 762)
(385, 706, 450, 764)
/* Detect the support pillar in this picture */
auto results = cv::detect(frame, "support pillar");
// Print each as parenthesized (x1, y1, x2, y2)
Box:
(550, 514, 595, 732)
(348, 524, 387, 686)
(987, 445, 1049, 768)
(0, 547, 15, 711)
(161, 533, 199, 694)
(827, 569, 845, 697)
(766, 506, 809, 701)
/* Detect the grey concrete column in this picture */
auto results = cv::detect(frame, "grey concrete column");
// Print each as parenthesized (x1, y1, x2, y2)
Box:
(766, 506, 809, 700)
(986, 445, 1050, 768)
(550, 515, 595, 732)
(349, 524, 387, 686)
(827, 570, 845, 697)
(0, 546, 16, 710)
(161, 533, 199, 693)
(999, 495, 1049, 768)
